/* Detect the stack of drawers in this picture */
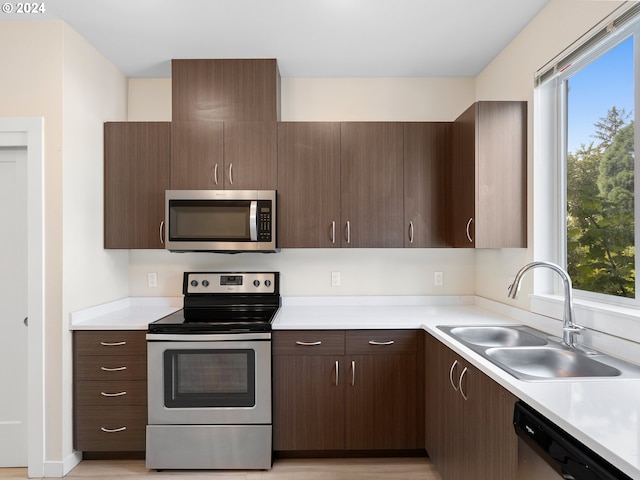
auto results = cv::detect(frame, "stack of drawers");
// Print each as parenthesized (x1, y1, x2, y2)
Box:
(73, 331, 147, 452)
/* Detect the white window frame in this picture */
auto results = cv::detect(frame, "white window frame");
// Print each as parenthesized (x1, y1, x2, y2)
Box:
(533, 10, 640, 346)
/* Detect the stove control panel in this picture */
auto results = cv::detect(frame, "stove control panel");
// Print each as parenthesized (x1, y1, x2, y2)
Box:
(184, 272, 278, 295)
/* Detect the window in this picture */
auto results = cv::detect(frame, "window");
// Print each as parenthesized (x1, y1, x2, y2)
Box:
(564, 36, 635, 300)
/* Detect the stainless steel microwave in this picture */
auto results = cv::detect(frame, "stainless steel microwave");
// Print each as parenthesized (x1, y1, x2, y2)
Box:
(164, 190, 277, 253)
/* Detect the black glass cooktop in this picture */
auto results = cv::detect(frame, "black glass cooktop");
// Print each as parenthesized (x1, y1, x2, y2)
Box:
(147, 307, 278, 334)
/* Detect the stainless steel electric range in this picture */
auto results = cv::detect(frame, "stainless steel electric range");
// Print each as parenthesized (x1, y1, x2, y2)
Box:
(145, 272, 280, 470)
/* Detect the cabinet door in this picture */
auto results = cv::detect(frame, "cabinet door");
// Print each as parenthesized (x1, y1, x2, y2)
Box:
(170, 121, 224, 189)
(463, 363, 518, 480)
(404, 122, 451, 247)
(172, 59, 280, 122)
(104, 122, 170, 249)
(272, 355, 345, 450)
(223, 121, 277, 190)
(277, 122, 341, 248)
(451, 104, 477, 247)
(451, 101, 527, 248)
(475, 101, 527, 248)
(340, 122, 404, 248)
(346, 353, 417, 450)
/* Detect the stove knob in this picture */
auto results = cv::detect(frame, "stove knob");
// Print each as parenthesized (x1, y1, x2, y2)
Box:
(253, 280, 261, 287)
(190, 280, 198, 287)
(265, 280, 272, 287)
(202, 280, 210, 287)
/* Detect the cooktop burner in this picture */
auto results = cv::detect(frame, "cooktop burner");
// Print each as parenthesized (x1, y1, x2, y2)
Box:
(147, 272, 280, 335)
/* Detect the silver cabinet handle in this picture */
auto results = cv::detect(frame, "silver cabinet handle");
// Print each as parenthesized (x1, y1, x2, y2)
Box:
(101, 391, 127, 397)
(459, 367, 469, 400)
(331, 221, 336, 244)
(213, 164, 219, 185)
(449, 360, 459, 391)
(335, 360, 339, 386)
(351, 360, 356, 386)
(100, 341, 126, 347)
(159, 221, 165, 245)
(100, 366, 127, 372)
(229, 163, 234, 185)
(466, 217, 474, 243)
(24, 317, 28, 326)
(101, 426, 127, 433)
(368, 340, 394, 346)
(295, 341, 322, 346)
(345, 221, 351, 244)
(409, 221, 414, 244)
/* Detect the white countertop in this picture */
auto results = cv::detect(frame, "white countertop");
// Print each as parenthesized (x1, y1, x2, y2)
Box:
(69, 297, 182, 330)
(70, 295, 640, 478)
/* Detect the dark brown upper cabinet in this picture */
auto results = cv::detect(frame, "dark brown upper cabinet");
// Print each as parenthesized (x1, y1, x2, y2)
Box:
(171, 59, 281, 122)
(277, 122, 341, 248)
(340, 122, 405, 248)
(104, 122, 170, 249)
(451, 101, 527, 248)
(170, 121, 277, 190)
(404, 122, 452, 248)
(170, 59, 279, 190)
(223, 121, 278, 190)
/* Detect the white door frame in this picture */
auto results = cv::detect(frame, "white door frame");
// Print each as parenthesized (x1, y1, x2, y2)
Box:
(0, 117, 45, 477)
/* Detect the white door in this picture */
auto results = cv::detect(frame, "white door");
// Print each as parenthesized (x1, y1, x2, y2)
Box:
(0, 141, 28, 466)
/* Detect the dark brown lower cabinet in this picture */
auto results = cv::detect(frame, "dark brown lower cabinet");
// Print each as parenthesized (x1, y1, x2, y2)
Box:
(273, 329, 423, 452)
(424, 332, 518, 479)
(73, 331, 147, 453)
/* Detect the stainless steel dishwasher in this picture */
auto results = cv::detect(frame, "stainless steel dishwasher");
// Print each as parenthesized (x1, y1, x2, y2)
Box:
(514, 401, 632, 480)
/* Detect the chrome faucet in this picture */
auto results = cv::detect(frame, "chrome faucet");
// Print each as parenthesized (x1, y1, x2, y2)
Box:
(508, 261, 583, 350)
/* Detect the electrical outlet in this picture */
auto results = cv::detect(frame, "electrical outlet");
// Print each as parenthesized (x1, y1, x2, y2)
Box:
(434, 271, 444, 287)
(331, 271, 341, 286)
(148, 272, 158, 287)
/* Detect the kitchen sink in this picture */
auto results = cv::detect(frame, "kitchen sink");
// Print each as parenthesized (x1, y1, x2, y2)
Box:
(437, 324, 640, 381)
(444, 325, 547, 347)
(485, 346, 621, 380)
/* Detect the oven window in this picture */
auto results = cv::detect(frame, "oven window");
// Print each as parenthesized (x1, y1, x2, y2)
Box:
(164, 349, 256, 408)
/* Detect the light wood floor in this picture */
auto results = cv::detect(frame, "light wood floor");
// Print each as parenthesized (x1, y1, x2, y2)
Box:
(1, 458, 443, 479)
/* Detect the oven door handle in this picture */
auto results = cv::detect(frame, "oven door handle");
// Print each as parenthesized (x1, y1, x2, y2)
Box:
(146, 332, 272, 342)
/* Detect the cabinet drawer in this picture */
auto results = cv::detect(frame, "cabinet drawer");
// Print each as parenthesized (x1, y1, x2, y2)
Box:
(273, 330, 345, 355)
(75, 380, 147, 406)
(346, 330, 417, 354)
(75, 355, 146, 381)
(75, 405, 146, 451)
(74, 331, 146, 356)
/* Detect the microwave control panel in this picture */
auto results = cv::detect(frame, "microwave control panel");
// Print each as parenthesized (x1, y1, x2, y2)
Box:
(258, 200, 272, 241)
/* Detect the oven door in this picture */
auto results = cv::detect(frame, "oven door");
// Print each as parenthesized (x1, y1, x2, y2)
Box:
(147, 334, 271, 425)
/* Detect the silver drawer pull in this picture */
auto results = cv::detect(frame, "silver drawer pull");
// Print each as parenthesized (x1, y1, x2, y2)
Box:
(295, 341, 322, 346)
(100, 366, 127, 372)
(100, 341, 126, 347)
(100, 426, 127, 433)
(100, 391, 127, 397)
(368, 340, 394, 346)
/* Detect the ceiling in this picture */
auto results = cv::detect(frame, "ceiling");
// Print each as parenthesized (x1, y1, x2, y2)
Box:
(5, 0, 551, 78)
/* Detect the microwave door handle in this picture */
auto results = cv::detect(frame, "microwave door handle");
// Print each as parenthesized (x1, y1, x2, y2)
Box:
(249, 201, 258, 241)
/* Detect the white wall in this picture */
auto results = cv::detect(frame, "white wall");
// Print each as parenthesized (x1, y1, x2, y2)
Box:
(61, 24, 128, 466)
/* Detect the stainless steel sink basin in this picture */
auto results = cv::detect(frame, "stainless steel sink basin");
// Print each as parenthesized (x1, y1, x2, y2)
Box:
(485, 346, 622, 380)
(437, 324, 640, 381)
(446, 325, 547, 347)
